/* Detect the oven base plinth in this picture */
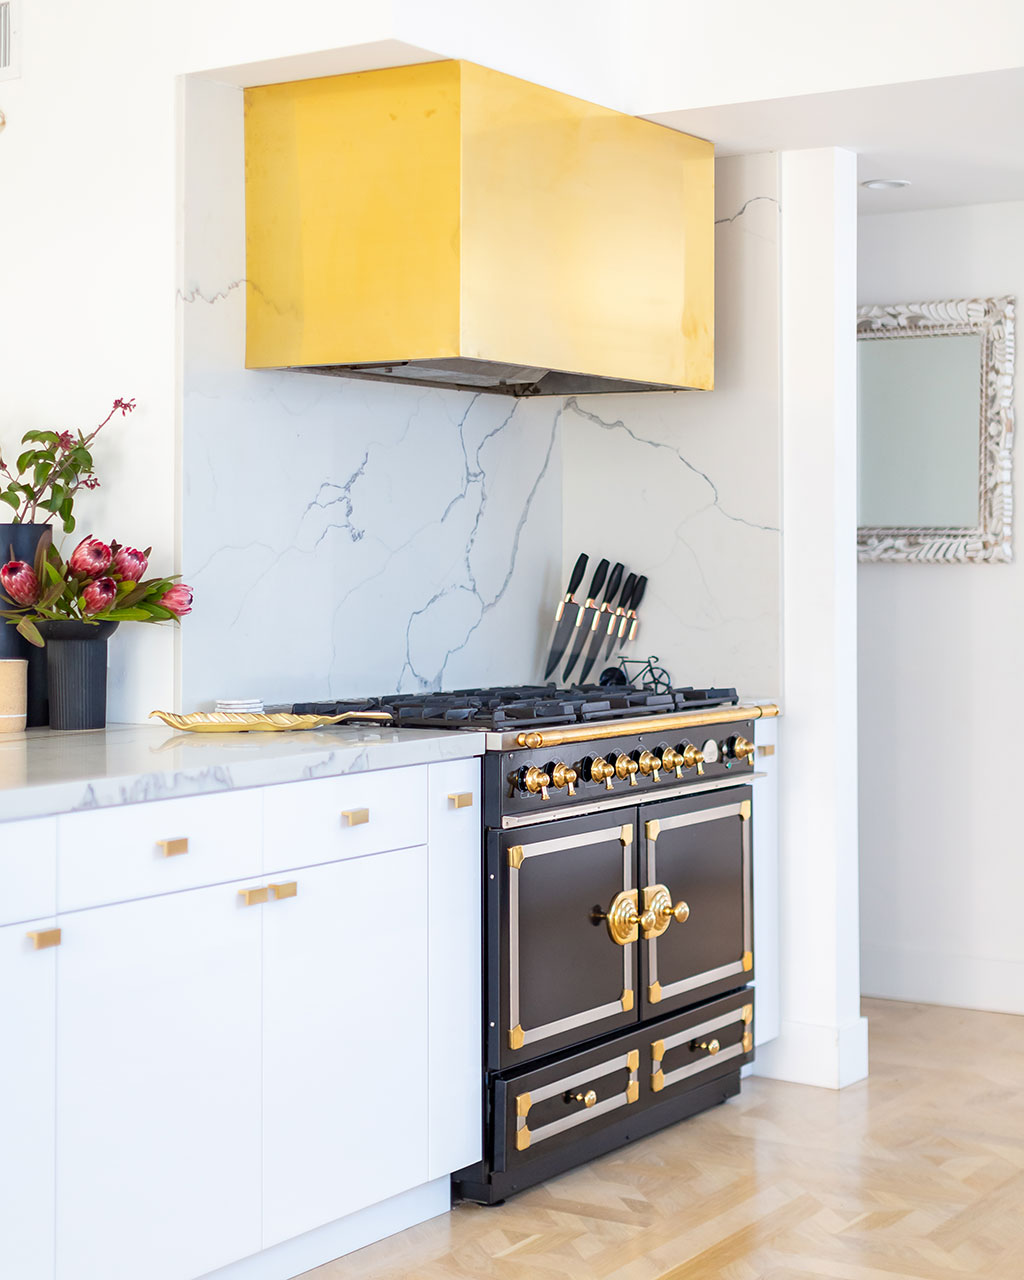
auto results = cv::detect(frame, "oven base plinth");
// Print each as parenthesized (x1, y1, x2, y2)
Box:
(452, 1070, 741, 1205)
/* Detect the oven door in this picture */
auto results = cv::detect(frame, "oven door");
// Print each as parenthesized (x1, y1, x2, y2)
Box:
(639, 785, 753, 1019)
(489, 810, 639, 1070)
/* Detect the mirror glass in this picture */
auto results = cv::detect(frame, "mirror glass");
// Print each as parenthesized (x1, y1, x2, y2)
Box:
(857, 332, 981, 528)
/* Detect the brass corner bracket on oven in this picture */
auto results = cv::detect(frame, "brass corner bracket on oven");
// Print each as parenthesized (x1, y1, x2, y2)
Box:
(515, 703, 779, 750)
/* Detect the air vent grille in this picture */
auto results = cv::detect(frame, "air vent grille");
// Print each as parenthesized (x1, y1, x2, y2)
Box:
(0, 0, 19, 79)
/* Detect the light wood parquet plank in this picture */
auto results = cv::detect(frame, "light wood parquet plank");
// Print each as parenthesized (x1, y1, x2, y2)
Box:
(301, 999, 1024, 1280)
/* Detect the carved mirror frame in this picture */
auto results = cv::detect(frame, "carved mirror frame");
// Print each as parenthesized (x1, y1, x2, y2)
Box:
(857, 296, 1015, 563)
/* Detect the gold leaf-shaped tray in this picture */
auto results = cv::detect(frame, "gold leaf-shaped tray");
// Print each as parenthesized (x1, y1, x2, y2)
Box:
(149, 710, 393, 734)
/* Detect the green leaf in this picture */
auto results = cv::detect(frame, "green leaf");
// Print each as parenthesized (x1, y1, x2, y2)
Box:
(141, 603, 175, 620)
(62, 514, 76, 534)
(119, 585, 149, 607)
(15, 616, 44, 647)
(22, 430, 60, 446)
(16, 450, 39, 474)
(105, 607, 153, 622)
(71, 447, 92, 468)
(0, 492, 19, 511)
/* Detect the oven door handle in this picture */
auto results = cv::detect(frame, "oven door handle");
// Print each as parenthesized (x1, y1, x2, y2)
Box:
(641, 884, 691, 939)
(594, 889, 662, 946)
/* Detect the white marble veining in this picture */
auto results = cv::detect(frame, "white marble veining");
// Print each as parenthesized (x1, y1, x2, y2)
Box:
(563, 153, 782, 696)
(0, 724, 486, 823)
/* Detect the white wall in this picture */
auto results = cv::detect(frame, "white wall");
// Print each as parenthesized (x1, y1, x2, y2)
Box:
(858, 201, 1024, 1014)
(561, 153, 781, 698)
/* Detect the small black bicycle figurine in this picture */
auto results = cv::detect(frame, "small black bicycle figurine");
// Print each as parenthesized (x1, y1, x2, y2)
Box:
(599, 655, 672, 693)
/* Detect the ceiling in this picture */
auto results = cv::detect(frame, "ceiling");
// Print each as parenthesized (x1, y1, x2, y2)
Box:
(646, 67, 1024, 214)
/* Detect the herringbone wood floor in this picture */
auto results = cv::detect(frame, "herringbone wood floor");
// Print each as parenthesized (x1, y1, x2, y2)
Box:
(302, 999, 1024, 1279)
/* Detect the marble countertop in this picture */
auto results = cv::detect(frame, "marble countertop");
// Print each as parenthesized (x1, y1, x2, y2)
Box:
(0, 723, 488, 823)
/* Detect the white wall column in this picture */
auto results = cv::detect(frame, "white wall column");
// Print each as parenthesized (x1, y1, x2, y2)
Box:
(755, 147, 868, 1090)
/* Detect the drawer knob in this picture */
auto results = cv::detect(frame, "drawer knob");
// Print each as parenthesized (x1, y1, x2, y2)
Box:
(341, 808, 369, 827)
(697, 1038, 721, 1056)
(641, 884, 691, 938)
(238, 886, 269, 907)
(157, 837, 189, 857)
(27, 928, 61, 950)
(448, 792, 474, 809)
(269, 881, 298, 900)
(566, 1089, 598, 1109)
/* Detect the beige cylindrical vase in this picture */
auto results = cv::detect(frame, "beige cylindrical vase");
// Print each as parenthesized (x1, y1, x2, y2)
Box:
(0, 659, 28, 734)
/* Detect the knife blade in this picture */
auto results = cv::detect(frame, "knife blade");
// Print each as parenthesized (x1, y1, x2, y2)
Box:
(562, 558, 609, 683)
(576, 562, 624, 686)
(615, 575, 647, 653)
(604, 572, 636, 662)
(543, 553, 588, 680)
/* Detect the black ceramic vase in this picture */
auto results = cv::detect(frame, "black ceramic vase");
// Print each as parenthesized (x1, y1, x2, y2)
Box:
(0, 522, 52, 727)
(35, 620, 119, 731)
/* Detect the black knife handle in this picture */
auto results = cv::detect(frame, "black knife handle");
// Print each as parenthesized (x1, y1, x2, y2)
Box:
(617, 572, 636, 609)
(587, 558, 609, 600)
(630, 575, 647, 610)
(603, 562, 624, 605)
(567, 553, 588, 597)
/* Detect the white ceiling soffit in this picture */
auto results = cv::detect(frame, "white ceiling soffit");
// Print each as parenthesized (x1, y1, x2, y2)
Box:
(646, 68, 1024, 214)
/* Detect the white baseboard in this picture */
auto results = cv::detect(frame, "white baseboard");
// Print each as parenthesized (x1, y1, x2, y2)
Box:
(753, 1014, 869, 1089)
(861, 944, 1024, 1015)
(199, 1177, 451, 1280)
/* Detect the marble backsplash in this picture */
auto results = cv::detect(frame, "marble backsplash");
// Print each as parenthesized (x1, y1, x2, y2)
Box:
(181, 80, 781, 708)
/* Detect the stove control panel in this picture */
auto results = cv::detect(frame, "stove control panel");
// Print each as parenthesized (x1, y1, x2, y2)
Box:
(494, 720, 757, 819)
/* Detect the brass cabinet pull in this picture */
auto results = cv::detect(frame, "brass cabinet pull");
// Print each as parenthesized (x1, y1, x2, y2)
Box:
(27, 928, 61, 950)
(157, 837, 189, 857)
(238, 886, 269, 906)
(341, 808, 369, 826)
(268, 881, 297, 900)
(566, 1089, 598, 1109)
(447, 792, 474, 809)
(697, 1038, 720, 1055)
(641, 884, 691, 938)
(595, 889, 649, 946)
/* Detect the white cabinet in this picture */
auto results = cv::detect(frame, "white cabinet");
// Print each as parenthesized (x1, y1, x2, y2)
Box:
(0, 918, 57, 1280)
(261, 848, 429, 1246)
(426, 759, 482, 1178)
(0, 817, 57, 925)
(54, 883, 264, 1280)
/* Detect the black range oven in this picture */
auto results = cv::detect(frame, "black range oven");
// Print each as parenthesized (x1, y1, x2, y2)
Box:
(455, 702, 771, 1204)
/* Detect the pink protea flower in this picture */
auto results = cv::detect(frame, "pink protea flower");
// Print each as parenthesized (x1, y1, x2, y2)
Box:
(0, 561, 40, 606)
(69, 537, 112, 577)
(82, 577, 116, 615)
(159, 584, 193, 617)
(112, 546, 148, 582)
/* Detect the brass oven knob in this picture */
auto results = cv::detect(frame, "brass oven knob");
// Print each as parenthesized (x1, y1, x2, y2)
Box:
(520, 766, 551, 799)
(633, 749, 662, 781)
(681, 744, 705, 776)
(731, 735, 755, 765)
(674, 900, 690, 923)
(661, 746, 684, 778)
(613, 753, 639, 787)
(549, 762, 577, 796)
(567, 1089, 598, 1108)
(588, 756, 615, 790)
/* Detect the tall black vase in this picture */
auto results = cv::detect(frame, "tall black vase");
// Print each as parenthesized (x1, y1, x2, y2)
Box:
(0, 522, 51, 727)
(36, 621, 119, 731)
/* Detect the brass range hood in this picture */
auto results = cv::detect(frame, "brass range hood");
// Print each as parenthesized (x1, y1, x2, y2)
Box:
(244, 61, 714, 397)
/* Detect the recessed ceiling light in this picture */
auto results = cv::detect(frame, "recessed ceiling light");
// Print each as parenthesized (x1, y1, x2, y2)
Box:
(860, 178, 912, 190)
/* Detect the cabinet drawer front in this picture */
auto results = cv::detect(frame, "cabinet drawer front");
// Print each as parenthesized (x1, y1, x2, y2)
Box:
(0, 817, 57, 926)
(495, 989, 753, 1178)
(262, 766, 427, 874)
(57, 792, 262, 912)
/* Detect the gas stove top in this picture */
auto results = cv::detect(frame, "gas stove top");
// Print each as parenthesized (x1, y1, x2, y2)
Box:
(292, 684, 739, 732)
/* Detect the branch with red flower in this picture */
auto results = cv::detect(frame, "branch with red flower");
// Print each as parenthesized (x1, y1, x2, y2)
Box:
(0, 535, 192, 646)
(0, 397, 135, 533)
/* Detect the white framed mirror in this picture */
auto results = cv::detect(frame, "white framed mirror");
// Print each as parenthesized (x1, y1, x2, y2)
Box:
(857, 296, 1015, 563)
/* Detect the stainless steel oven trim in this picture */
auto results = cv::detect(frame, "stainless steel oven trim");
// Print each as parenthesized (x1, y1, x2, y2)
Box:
(509, 822, 634, 1051)
(652, 1008, 747, 1091)
(646, 800, 752, 1004)
(515, 1050, 639, 1150)
(499, 773, 764, 828)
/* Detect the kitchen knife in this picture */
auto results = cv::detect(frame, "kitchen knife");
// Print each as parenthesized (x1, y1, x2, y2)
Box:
(576, 562, 624, 686)
(562, 558, 609, 683)
(604, 572, 637, 661)
(543, 553, 588, 680)
(615, 574, 647, 652)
